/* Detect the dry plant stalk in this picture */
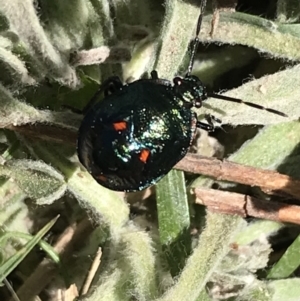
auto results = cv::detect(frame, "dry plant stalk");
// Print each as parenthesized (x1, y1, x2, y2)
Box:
(194, 187, 300, 225)
(176, 153, 300, 200)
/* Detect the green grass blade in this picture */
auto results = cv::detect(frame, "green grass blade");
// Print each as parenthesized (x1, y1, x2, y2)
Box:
(156, 169, 191, 277)
(267, 234, 300, 279)
(0, 215, 59, 283)
(0, 232, 60, 264)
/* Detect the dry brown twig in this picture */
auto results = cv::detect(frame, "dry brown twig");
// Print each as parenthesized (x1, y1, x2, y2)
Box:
(194, 187, 300, 225)
(80, 247, 102, 296)
(176, 153, 300, 200)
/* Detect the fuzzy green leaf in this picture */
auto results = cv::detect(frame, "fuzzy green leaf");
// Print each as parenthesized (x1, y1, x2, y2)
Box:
(0, 83, 81, 131)
(201, 12, 300, 60)
(157, 212, 244, 301)
(235, 220, 284, 246)
(229, 121, 300, 174)
(23, 140, 129, 229)
(200, 65, 300, 126)
(1, 159, 66, 204)
(268, 278, 300, 301)
(117, 223, 159, 300)
(155, 0, 199, 78)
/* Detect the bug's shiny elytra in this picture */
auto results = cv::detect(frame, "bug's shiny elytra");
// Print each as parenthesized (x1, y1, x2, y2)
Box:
(77, 0, 287, 192)
(77, 74, 207, 191)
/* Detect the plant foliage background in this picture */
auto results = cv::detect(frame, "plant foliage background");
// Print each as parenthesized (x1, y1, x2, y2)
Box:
(1, 0, 300, 300)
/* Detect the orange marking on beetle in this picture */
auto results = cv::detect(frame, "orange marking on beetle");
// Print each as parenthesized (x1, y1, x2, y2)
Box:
(113, 121, 127, 131)
(139, 149, 150, 163)
(96, 175, 107, 182)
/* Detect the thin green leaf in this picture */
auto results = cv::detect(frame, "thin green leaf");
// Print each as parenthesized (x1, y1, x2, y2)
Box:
(267, 234, 300, 279)
(156, 169, 191, 277)
(0, 232, 60, 264)
(154, 0, 198, 277)
(0, 215, 59, 283)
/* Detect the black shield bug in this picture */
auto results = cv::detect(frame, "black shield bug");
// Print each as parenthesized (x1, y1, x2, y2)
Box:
(77, 0, 287, 192)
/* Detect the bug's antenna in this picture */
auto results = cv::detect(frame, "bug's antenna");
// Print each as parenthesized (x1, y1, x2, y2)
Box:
(186, 0, 207, 76)
(208, 92, 288, 117)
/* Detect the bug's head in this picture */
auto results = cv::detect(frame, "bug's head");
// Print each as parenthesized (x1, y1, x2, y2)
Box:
(173, 75, 207, 108)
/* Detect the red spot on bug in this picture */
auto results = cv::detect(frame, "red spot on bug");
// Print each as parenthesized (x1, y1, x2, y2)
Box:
(139, 149, 150, 163)
(97, 175, 107, 182)
(113, 121, 127, 131)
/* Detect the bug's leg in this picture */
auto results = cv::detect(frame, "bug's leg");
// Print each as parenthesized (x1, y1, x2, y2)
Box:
(150, 70, 172, 87)
(151, 70, 158, 79)
(196, 121, 214, 131)
(205, 114, 222, 125)
(103, 76, 123, 97)
(62, 105, 83, 114)
(196, 114, 222, 132)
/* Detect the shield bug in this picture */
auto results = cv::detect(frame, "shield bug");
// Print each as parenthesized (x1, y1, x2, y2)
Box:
(77, 0, 287, 192)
